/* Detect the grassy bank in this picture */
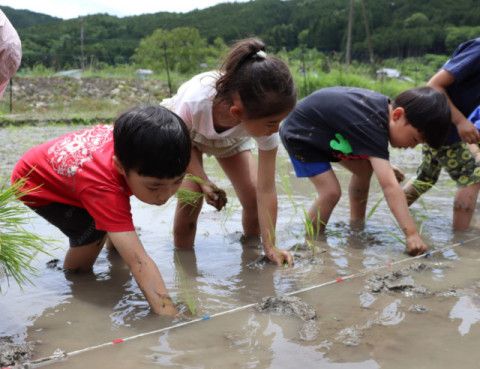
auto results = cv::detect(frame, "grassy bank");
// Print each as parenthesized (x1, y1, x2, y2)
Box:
(0, 53, 444, 121)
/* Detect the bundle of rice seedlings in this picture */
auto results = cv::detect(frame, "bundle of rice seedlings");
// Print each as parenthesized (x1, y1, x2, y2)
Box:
(0, 177, 51, 292)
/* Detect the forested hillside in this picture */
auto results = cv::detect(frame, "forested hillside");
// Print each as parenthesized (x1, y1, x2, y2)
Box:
(1, 5, 61, 29)
(2, 0, 479, 70)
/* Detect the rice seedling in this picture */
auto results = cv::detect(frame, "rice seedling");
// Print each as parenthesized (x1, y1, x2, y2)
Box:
(278, 171, 297, 213)
(290, 229, 307, 257)
(413, 196, 432, 235)
(265, 211, 279, 249)
(221, 197, 237, 231)
(175, 188, 204, 209)
(301, 206, 324, 256)
(265, 211, 292, 268)
(366, 177, 436, 228)
(174, 174, 210, 215)
(173, 249, 197, 315)
(388, 220, 407, 247)
(366, 195, 384, 221)
(176, 174, 227, 212)
(407, 179, 437, 202)
(0, 177, 53, 292)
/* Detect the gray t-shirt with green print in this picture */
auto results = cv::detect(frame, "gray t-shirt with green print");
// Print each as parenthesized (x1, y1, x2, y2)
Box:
(280, 86, 390, 163)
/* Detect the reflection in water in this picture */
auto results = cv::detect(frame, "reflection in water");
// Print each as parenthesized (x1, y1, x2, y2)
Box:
(449, 295, 480, 336)
(441, 248, 460, 260)
(3, 136, 480, 367)
(375, 299, 405, 326)
(358, 291, 377, 308)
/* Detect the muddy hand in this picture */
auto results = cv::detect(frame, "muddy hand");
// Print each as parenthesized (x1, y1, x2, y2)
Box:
(157, 297, 179, 317)
(405, 233, 428, 256)
(457, 119, 480, 144)
(391, 164, 405, 183)
(265, 248, 293, 267)
(202, 183, 227, 211)
(210, 187, 227, 210)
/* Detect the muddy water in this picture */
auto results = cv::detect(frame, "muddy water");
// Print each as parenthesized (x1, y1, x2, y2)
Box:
(2, 125, 480, 368)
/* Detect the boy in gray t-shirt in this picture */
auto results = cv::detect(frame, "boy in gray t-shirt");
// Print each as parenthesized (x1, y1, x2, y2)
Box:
(280, 86, 450, 255)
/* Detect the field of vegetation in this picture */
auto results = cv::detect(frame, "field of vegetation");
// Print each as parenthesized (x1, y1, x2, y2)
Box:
(0, 49, 449, 123)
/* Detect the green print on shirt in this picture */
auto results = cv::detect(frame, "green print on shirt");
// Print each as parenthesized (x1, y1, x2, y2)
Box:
(330, 133, 352, 154)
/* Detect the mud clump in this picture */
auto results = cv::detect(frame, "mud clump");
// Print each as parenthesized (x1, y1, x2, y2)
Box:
(409, 304, 430, 313)
(257, 295, 316, 320)
(392, 165, 405, 183)
(256, 295, 319, 341)
(211, 187, 227, 211)
(367, 262, 431, 295)
(0, 338, 34, 368)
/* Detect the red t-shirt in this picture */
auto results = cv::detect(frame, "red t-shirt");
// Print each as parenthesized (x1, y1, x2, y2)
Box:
(11, 125, 134, 232)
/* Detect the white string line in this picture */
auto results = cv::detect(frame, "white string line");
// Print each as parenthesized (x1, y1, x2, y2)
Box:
(22, 235, 480, 369)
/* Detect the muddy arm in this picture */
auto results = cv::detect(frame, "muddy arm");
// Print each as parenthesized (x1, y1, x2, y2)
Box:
(370, 157, 427, 256)
(108, 230, 178, 316)
(257, 148, 293, 266)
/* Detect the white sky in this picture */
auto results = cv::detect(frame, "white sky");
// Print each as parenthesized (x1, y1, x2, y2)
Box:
(0, 0, 252, 19)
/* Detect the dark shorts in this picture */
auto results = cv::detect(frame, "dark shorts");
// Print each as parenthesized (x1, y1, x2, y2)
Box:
(28, 202, 106, 247)
(411, 142, 480, 195)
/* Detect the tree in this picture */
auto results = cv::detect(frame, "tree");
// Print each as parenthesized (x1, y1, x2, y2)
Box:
(133, 27, 211, 74)
(445, 26, 480, 53)
(404, 12, 429, 28)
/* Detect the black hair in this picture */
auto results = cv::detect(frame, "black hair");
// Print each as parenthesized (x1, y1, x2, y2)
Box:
(114, 105, 191, 178)
(215, 37, 297, 119)
(393, 86, 451, 149)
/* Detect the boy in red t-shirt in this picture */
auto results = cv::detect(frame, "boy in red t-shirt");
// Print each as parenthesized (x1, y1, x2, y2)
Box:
(11, 105, 191, 316)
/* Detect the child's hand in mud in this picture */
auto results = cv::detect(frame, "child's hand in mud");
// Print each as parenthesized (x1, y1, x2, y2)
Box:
(405, 233, 428, 256)
(157, 296, 179, 317)
(200, 182, 227, 211)
(265, 248, 293, 267)
(391, 164, 405, 183)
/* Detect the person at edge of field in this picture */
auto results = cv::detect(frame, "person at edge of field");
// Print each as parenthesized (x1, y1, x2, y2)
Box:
(279, 86, 450, 256)
(0, 9, 22, 98)
(468, 105, 480, 161)
(162, 37, 297, 266)
(403, 37, 480, 231)
(11, 106, 191, 316)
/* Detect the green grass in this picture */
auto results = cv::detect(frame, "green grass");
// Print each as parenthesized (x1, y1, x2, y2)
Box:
(8, 54, 430, 121)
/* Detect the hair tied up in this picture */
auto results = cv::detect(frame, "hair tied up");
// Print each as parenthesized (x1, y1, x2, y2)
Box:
(253, 50, 267, 60)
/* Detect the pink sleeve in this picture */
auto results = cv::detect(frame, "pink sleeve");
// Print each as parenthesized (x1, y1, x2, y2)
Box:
(0, 10, 22, 99)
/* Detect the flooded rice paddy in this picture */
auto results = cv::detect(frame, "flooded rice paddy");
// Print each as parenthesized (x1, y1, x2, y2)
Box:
(1, 125, 480, 368)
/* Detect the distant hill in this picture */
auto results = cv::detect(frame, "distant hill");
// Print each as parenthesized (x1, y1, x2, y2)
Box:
(0, 5, 61, 29)
(4, 0, 480, 69)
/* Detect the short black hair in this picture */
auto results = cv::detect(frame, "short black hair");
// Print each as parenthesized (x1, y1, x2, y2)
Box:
(114, 105, 191, 178)
(393, 86, 451, 149)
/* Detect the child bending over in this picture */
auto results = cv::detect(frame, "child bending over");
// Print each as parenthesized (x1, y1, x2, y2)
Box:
(164, 38, 297, 266)
(11, 106, 191, 316)
(280, 86, 450, 256)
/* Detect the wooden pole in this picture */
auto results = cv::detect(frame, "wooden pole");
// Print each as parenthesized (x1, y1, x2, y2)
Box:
(346, 0, 354, 73)
(361, 0, 375, 68)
